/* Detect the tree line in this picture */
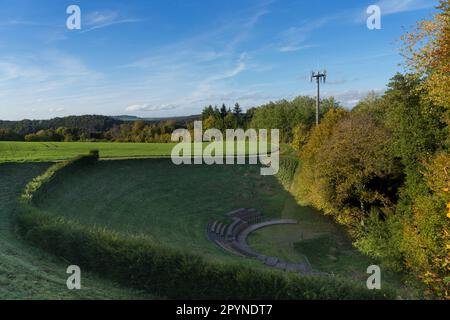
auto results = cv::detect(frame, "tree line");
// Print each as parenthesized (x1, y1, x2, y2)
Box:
(0, 98, 339, 143)
(293, 2, 449, 298)
(0, 115, 197, 142)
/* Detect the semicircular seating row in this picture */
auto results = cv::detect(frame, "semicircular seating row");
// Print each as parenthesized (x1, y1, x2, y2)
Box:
(207, 208, 313, 274)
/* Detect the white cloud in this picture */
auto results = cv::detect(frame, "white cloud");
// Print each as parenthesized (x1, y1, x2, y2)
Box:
(326, 79, 348, 85)
(277, 17, 331, 53)
(49, 107, 65, 113)
(213, 53, 247, 80)
(125, 104, 178, 112)
(278, 44, 317, 53)
(323, 89, 385, 108)
(81, 10, 141, 33)
(354, 0, 435, 23)
(0, 50, 102, 91)
(375, 0, 435, 15)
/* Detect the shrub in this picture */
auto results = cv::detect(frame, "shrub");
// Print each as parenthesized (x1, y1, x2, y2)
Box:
(276, 157, 299, 189)
(21, 150, 99, 205)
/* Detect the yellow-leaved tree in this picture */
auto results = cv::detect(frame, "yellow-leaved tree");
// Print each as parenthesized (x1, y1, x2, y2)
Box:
(400, 0, 450, 298)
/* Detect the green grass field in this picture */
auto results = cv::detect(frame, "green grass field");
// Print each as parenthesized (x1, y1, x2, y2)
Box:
(0, 141, 178, 162)
(0, 141, 282, 163)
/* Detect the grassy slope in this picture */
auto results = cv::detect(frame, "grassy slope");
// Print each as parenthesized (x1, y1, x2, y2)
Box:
(35, 159, 287, 266)
(0, 163, 153, 299)
(34, 157, 409, 295)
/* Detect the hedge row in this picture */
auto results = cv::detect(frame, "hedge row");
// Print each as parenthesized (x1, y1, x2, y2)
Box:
(21, 150, 99, 205)
(16, 153, 395, 299)
(276, 157, 300, 189)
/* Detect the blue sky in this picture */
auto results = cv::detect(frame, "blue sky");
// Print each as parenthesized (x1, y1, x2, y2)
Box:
(0, 0, 438, 120)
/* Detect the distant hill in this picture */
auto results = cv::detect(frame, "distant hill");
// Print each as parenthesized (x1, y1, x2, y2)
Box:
(112, 114, 201, 122)
(0, 115, 123, 136)
(0, 114, 202, 136)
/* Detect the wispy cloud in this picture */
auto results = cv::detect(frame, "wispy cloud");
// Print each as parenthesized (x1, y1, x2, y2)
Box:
(81, 10, 141, 33)
(326, 79, 348, 85)
(0, 19, 57, 28)
(125, 104, 177, 112)
(276, 17, 331, 53)
(278, 44, 318, 53)
(0, 50, 104, 116)
(375, 0, 435, 15)
(48, 107, 65, 113)
(209, 52, 248, 81)
(354, 0, 435, 23)
(118, 1, 273, 115)
(323, 89, 385, 107)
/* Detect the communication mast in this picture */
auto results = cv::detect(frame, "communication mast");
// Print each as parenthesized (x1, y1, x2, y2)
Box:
(310, 70, 327, 125)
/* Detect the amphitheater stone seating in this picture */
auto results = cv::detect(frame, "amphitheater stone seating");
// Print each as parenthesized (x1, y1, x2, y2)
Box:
(220, 223, 227, 237)
(275, 261, 287, 270)
(210, 221, 218, 233)
(207, 208, 319, 275)
(264, 256, 279, 267)
(226, 208, 247, 218)
(257, 255, 267, 262)
(226, 218, 241, 240)
(215, 222, 223, 234)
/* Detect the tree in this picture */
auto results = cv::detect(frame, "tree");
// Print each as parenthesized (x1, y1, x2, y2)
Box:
(233, 103, 242, 116)
(203, 115, 216, 130)
(401, 0, 450, 121)
(0, 128, 23, 141)
(201, 105, 215, 120)
(402, 152, 450, 298)
(223, 112, 236, 129)
(220, 104, 228, 120)
(295, 108, 349, 210)
(382, 74, 447, 173)
(132, 120, 145, 133)
(298, 111, 400, 228)
(55, 127, 75, 142)
(291, 124, 308, 151)
(233, 103, 242, 127)
(352, 91, 385, 121)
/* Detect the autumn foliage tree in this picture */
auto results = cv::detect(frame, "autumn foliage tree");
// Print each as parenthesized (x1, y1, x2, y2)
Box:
(294, 2, 449, 298)
(401, 0, 450, 120)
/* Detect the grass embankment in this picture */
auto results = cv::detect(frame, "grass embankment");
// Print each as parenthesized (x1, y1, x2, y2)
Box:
(0, 163, 153, 299)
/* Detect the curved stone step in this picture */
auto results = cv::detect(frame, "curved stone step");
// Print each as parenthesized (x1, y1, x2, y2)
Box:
(210, 221, 218, 233)
(207, 211, 320, 275)
(226, 218, 241, 240)
(219, 223, 227, 237)
(215, 222, 223, 234)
